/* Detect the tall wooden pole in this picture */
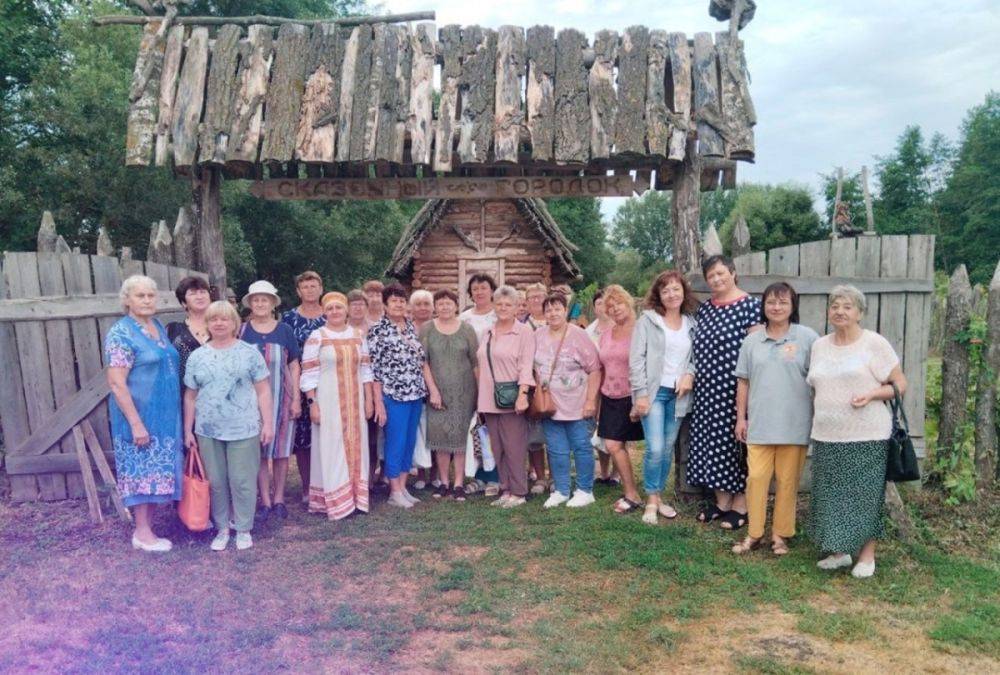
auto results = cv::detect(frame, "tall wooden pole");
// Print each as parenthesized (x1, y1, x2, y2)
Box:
(672, 135, 702, 275)
(191, 166, 226, 297)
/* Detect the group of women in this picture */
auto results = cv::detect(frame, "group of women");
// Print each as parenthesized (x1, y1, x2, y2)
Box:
(106, 256, 906, 578)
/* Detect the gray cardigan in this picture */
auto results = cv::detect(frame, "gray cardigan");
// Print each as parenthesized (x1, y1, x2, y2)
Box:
(628, 310, 697, 418)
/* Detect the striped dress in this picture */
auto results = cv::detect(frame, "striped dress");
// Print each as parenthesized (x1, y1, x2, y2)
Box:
(239, 321, 300, 459)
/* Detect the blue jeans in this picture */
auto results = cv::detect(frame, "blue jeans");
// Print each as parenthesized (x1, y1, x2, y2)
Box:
(383, 396, 423, 479)
(542, 418, 596, 496)
(640, 386, 682, 494)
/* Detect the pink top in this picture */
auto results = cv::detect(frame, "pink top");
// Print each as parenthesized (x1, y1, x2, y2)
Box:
(598, 326, 632, 399)
(476, 319, 536, 414)
(534, 324, 600, 421)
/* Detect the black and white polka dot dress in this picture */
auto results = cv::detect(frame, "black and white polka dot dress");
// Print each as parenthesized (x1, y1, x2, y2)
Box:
(686, 294, 761, 493)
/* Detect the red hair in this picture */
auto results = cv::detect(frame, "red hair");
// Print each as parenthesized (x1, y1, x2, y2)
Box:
(644, 270, 699, 315)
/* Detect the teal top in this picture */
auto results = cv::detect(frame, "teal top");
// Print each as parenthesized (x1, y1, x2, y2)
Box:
(184, 341, 269, 441)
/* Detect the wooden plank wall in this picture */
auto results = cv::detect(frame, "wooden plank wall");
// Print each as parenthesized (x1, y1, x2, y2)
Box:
(125, 21, 756, 179)
(0, 252, 205, 501)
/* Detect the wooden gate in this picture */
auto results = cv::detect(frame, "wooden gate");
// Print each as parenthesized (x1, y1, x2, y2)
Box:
(0, 251, 205, 502)
(681, 233, 935, 489)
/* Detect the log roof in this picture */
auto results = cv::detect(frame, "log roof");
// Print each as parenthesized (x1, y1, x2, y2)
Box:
(386, 198, 581, 281)
(125, 20, 756, 189)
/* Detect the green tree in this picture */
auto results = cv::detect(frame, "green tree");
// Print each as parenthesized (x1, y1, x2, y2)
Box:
(610, 191, 672, 267)
(874, 125, 934, 234)
(544, 198, 611, 288)
(820, 170, 865, 229)
(718, 183, 826, 253)
(699, 188, 739, 232)
(936, 92, 1000, 285)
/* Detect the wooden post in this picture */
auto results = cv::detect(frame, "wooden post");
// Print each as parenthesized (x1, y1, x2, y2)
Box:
(172, 206, 196, 269)
(147, 220, 173, 264)
(192, 167, 226, 297)
(703, 223, 724, 257)
(672, 136, 701, 275)
(587, 30, 617, 160)
(936, 265, 973, 474)
(975, 260, 1000, 487)
(731, 215, 751, 257)
(96, 227, 114, 257)
(37, 211, 58, 252)
(861, 165, 876, 234)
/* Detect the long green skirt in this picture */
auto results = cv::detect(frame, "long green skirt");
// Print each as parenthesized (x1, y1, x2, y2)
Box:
(809, 439, 887, 554)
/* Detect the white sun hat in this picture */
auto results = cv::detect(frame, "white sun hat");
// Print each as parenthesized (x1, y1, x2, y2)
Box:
(242, 280, 282, 308)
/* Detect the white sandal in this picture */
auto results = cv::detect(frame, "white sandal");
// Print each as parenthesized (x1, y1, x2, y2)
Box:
(642, 503, 658, 525)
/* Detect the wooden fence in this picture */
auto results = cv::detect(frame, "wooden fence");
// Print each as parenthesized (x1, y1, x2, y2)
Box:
(681, 233, 936, 489)
(0, 251, 205, 502)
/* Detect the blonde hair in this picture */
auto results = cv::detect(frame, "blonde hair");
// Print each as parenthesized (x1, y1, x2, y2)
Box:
(119, 275, 157, 311)
(602, 284, 636, 317)
(205, 300, 241, 338)
(295, 270, 323, 287)
(524, 282, 547, 299)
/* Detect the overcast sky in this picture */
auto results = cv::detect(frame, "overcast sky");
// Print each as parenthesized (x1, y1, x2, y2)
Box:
(380, 0, 999, 219)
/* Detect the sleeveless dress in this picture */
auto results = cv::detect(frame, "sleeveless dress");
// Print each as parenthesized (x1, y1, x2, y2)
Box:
(686, 294, 761, 493)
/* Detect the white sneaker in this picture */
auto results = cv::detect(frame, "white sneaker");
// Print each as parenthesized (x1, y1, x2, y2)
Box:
(544, 491, 569, 508)
(566, 491, 595, 508)
(851, 560, 876, 578)
(403, 490, 421, 504)
(530, 481, 547, 495)
(413, 480, 426, 490)
(491, 494, 511, 507)
(235, 532, 253, 550)
(817, 553, 853, 570)
(389, 492, 413, 509)
(501, 496, 526, 508)
(430, 479, 443, 489)
(132, 534, 172, 552)
(210, 532, 230, 551)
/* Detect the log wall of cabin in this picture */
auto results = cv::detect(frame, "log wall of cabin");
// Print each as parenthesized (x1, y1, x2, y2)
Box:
(410, 200, 561, 298)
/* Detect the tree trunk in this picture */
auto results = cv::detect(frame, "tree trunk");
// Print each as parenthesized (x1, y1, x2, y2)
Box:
(191, 167, 226, 297)
(974, 261, 1000, 487)
(672, 135, 701, 275)
(936, 265, 973, 478)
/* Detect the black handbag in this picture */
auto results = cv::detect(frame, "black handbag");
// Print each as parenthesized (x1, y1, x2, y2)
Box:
(886, 383, 920, 482)
(486, 330, 519, 410)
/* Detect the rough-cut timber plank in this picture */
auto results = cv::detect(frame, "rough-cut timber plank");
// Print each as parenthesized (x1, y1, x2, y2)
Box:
(494, 26, 526, 164)
(434, 24, 462, 171)
(170, 27, 209, 169)
(458, 26, 497, 164)
(526, 25, 556, 162)
(73, 426, 103, 523)
(646, 30, 670, 158)
(126, 22, 164, 166)
(228, 25, 274, 165)
(347, 25, 374, 161)
(372, 24, 401, 162)
(588, 30, 617, 160)
(200, 24, 242, 165)
(155, 25, 185, 166)
(716, 31, 754, 160)
(938, 265, 972, 459)
(692, 32, 723, 157)
(10, 370, 110, 460)
(90, 255, 123, 350)
(797, 240, 831, 335)
(81, 420, 132, 523)
(904, 234, 934, 438)
(335, 26, 363, 163)
(553, 28, 589, 163)
(391, 25, 413, 164)
(261, 23, 310, 164)
(614, 26, 649, 157)
(878, 235, 909, 381)
(856, 235, 881, 331)
(296, 24, 343, 163)
(407, 23, 435, 165)
(689, 275, 932, 296)
(666, 32, 691, 161)
(0, 261, 34, 500)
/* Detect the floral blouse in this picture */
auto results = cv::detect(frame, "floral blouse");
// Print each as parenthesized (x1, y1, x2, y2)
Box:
(366, 316, 427, 402)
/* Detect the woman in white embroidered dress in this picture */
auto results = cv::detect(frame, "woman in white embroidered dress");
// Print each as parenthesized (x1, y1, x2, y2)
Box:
(300, 292, 375, 520)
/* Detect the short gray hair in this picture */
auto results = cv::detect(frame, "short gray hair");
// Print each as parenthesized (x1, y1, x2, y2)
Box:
(119, 274, 157, 310)
(409, 289, 433, 305)
(493, 285, 519, 303)
(828, 284, 867, 315)
(205, 300, 242, 338)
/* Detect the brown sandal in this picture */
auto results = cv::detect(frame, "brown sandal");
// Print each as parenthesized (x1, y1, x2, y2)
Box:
(731, 536, 764, 555)
(771, 538, 789, 556)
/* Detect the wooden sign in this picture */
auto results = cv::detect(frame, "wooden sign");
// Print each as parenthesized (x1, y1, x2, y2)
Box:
(248, 174, 650, 201)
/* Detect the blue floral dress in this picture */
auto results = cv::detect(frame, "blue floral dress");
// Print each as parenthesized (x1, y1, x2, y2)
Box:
(104, 316, 183, 507)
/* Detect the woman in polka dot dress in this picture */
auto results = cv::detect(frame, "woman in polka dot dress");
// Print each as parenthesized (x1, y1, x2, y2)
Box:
(687, 255, 762, 530)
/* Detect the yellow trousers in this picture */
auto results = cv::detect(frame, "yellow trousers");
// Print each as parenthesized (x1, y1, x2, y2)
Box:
(746, 444, 807, 539)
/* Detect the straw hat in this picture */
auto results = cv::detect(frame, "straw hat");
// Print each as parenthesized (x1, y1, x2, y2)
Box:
(242, 280, 281, 308)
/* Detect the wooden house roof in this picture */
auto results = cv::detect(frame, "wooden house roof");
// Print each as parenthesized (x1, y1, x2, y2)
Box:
(125, 20, 755, 189)
(386, 198, 581, 281)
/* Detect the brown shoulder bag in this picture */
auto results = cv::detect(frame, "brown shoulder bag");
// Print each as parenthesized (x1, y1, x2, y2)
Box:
(528, 328, 568, 420)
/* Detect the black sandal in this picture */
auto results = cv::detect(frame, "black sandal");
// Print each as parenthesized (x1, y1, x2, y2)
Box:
(697, 503, 725, 523)
(718, 510, 748, 530)
(451, 486, 467, 502)
(614, 497, 642, 514)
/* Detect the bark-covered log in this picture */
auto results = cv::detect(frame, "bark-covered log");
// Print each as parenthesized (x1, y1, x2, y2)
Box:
(171, 27, 209, 169)
(716, 31, 754, 160)
(494, 26, 526, 163)
(335, 26, 363, 162)
(371, 24, 400, 161)
(227, 25, 273, 165)
(975, 261, 1000, 487)
(200, 24, 242, 165)
(458, 26, 497, 164)
(172, 206, 195, 268)
(37, 211, 57, 253)
(588, 30, 617, 160)
(667, 31, 691, 161)
(938, 265, 973, 467)
(526, 25, 556, 162)
(261, 23, 309, 164)
(391, 24, 413, 164)
(692, 32, 724, 157)
(672, 136, 701, 275)
(126, 22, 165, 166)
(347, 25, 374, 161)
(407, 23, 435, 165)
(195, 168, 226, 295)
(294, 24, 342, 163)
(613, 26, 648, 157)
(553, 28, 589, 163)
(434, 24, 462, 171)
(154, 25, 185, 166)
(94, 12, 435, 27)
(646, 29, 670, 158)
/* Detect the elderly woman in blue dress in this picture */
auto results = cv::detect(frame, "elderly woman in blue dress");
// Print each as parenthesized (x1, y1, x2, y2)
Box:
(105, 275, 183, 552)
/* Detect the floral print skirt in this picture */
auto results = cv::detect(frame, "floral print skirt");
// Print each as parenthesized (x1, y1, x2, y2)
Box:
(809, 439, 887, 554)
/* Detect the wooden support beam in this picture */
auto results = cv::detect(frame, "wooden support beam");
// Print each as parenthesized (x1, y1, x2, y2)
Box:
(553, 28, 590, 163)
(494, 26, 526, 164)
(81, 420, 132, 523)
(94, 12, 436, 27)
(614, 25, 649, 157)
(8, 370, 110, 458)
(73, 426, 104, 524)
(200, 24, 242, 165)
(588, 30, 617, 160)
(526, 25, 556, 162)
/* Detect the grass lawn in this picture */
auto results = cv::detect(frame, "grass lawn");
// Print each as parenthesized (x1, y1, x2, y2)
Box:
(0, 464, 997, 674)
